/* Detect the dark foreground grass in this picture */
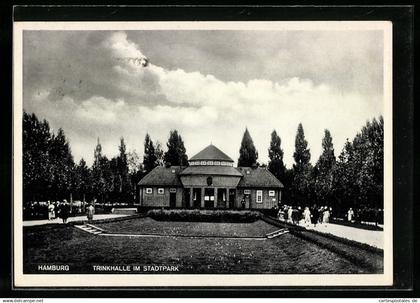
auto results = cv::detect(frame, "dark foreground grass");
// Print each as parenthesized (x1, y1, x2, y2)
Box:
(95, 218, 278, 237)
(23, 219, 382, 274)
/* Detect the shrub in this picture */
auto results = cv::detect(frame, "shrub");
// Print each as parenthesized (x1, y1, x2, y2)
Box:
(146, 209, 261, 223)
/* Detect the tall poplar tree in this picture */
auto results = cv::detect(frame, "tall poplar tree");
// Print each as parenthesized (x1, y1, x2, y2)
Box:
(238, 128, 258, 167)
(143, 133, 158, 173)
(92, 138, 106, 203)
(314, 129, 336, 205)
(292, 123, 312, 205)
(49, 128, 75, 200)
(164, 130, 188, 166)
(268, 130, 286, 181)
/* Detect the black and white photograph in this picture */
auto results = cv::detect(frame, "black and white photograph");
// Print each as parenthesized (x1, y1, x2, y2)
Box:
(13, 21, 393, 287)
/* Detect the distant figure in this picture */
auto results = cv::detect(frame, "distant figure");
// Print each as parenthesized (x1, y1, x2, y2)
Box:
(241, 198, 245, 209)
(323, 207, 330, 225)
(303, 207, 311, 226)
(59, 200, 70, 224)
(287, 207, 293, 224)
(277, 208, 283, 221)
(311, 205, 320, 227)
(87, 203, 95, 223)
(47, 201, 55, 220)
(291, 208, 300, 225)
(347, 208, 355, 222)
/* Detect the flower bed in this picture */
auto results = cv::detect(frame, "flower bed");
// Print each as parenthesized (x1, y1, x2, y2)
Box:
(146, 209, 261, 223)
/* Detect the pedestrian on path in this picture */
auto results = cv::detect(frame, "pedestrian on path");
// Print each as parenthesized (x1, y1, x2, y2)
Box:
(311, 205, 320, 227)
(323, 207, 330, 226)
(347, 208, 355, 222)
(303, 206, 311, 226)
(59, 200, 70, 224)
(47, 201, 55, 220)
(87, 203, 95, 223)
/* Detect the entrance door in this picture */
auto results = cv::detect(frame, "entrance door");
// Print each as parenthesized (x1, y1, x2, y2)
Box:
(229, 189, 236, 209)
(204, 188, 215, 208)
(183, 188, 191, 208)
(169, 192, 176, 208)
(192, 188, 201, 208)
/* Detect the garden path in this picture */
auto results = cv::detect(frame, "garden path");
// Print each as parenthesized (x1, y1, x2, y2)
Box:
(22, 214, 129, 227)
(300, 220, 384, 249)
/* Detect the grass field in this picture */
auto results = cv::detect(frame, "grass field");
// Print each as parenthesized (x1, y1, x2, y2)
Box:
(95, 217, 278, 237)
(23, 218, 383, 274)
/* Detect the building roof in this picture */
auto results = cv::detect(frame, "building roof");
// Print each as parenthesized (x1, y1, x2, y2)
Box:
(189, 144, 234, 162)
(180, 165, 242, 177)
(236, 167, 284, 188)
(138, 166, 183, 187)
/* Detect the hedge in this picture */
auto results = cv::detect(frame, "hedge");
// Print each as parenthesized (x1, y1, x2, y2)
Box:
(146, 209, 262, 223)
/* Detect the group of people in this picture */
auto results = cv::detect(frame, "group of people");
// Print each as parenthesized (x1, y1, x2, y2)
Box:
(24, 200, 96, 224)
(277, 204, 332, 227)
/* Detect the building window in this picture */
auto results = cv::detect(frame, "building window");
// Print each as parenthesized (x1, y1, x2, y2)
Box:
(207, 161, 214, 165)
(256, 190, 263, 203)
(157, 188, 164, 195)
(269, 190, 275, 197)
(214, 161, 220, 165)
(221, 161, 228, 166)
(244, 189, 251, 195)
(145, 188, 153, 194)
(201, 161, 206, 165)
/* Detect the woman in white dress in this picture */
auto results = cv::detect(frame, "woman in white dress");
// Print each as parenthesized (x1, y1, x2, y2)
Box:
(303, 207, 311, 226)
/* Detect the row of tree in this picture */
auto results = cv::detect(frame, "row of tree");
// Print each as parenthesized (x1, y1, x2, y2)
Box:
(23, 110, 384, 215)
(236, 118, 384, 215)
(23, 111, 190, 204)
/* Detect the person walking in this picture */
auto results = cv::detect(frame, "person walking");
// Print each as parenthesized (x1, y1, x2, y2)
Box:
(87, 203, 95, 223)
(323, 207, 330, 226)
(311, 205, 320, 227)
(59, 200, 70, 224)
(347, 208, 354, 222)
(287, 206, 293, 224)
(47, 201, 55, 220)
(303, 206, 311, 227)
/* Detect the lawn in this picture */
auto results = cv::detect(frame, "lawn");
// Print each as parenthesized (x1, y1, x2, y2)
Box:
(23, 218, 383, 274)
(95, 218, 279, 237)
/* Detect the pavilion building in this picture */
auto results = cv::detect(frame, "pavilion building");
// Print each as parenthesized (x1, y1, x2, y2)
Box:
(138, 144, 283, 210)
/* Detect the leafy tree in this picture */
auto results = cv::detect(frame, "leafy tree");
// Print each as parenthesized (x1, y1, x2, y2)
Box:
(293, 123, 311, 171)
(292, 123, 312, 205)
(143, 133, 158, 173)
(74, 158, 91, 203)
(155, 141, 165, 166)
(268, 130, 286, 181)
(91, 138, 107, 203)
(163, 130, 188, 166)
(332, 116, 384, 217)
(23, 111, 53, 202)
(313, 129, 336, 206)
(117, 137, 132, 202)
(127, 150, 142, 175)
(238, 128, 258, 167)
(49, 128, 75, 200)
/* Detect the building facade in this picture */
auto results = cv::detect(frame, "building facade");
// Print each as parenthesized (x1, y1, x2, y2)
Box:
(138, 144, 284, 210)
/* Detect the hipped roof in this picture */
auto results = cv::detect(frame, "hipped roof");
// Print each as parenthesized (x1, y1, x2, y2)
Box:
(236, 167, 284, 188)
(190, 144, 234, 162)
(138, 166, 183, 187)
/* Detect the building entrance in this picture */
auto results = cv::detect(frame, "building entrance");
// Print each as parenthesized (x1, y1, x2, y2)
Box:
(169, 192, 176, 208)
(204, 188, 215, 208)
(192, 188, 201, 208)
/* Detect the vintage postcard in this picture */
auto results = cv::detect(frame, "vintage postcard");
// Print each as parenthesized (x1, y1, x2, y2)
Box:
(13, 21, 393, 287)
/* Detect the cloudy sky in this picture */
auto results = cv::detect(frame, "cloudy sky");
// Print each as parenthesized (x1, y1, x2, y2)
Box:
(23, 29, 384, 167)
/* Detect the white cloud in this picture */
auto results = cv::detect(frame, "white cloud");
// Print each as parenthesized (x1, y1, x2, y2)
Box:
(24, 31, 383, 168)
